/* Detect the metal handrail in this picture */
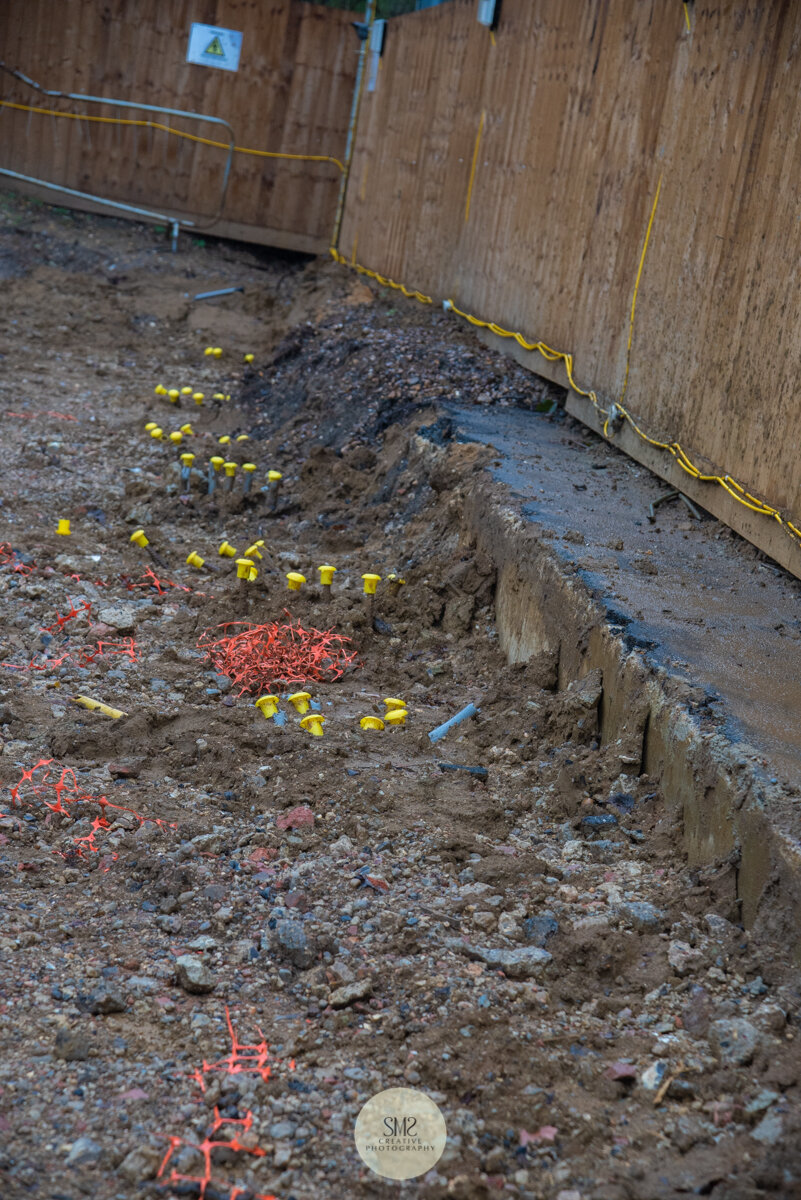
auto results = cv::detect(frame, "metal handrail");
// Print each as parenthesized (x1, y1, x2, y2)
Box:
(0, 59, 235, 228)
(0, 167, 188, 248)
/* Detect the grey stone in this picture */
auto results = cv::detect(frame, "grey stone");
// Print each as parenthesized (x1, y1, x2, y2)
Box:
(669, 1115, 709, 1154)
(175, 955, 216, 994)
(118, 1146, 163, 1182)
(497, 912, 520, 939)
(709, 1017, 760, 1066)
(87, 984, 127, 1015)
(96, 604, 137, 633)
(753, 1001, 787, 1033)
(746, 1089, 779, 1116)
(579, 814, 618, 836)
(54, 1028, 91, 1061)
(192, 833, 224, 854)
(668, 940, 703, 976)
(640, 1061, 668, 1090)
(66, 1137, 103, 1166)
(271, 919, 315, 969)
(126, 975, 159, 994)
(617, 901, 667, 933)
(269, 1121, 297, 1140)
(681, 986, 712, 1036)
(704, 912, 737, 940)
(521, 914, 559, 947)
(273, 1143, 292, 1167)
(448, 940, 551, 978)
(186, 935, 218, 951)
(744, 975, 769, 997)
(329, 977, 374, 1007)
(751, 1110, 784, 1146)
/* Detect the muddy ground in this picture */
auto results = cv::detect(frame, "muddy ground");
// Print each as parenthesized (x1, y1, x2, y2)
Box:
(0, 190, 800, 1200)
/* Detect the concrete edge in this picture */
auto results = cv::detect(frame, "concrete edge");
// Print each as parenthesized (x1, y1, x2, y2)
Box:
(459, 480, 801, 960)
(475, 327, 801, 581)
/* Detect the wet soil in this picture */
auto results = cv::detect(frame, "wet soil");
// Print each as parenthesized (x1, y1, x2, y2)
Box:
(0, 191, 800, 1200)
(448, 405, 801, 787)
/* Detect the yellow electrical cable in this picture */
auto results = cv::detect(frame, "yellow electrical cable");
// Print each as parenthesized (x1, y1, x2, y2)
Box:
(329, 246, 801, 554)
(464, 110, 485, 225)
(329, 247, 432, 303)
(620, 174, 662, 407)
(0, 99, 345, 172)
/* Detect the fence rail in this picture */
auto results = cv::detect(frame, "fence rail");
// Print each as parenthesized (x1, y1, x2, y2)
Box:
(0, 0, 359, 253)
(338, 0, 801, 576)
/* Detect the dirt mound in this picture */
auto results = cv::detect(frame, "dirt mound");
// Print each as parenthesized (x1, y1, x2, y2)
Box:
(0, 192, 799, 1200)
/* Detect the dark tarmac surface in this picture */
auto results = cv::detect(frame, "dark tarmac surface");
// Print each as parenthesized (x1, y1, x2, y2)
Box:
(449, 402, 801, 787)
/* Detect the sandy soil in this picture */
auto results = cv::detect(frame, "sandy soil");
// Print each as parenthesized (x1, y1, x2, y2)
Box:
(0, 191, 800, 1200)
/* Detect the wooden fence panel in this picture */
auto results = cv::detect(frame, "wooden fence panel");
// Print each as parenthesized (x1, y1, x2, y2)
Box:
(339, 0, 801, 576)
(0, 0, 359, 253)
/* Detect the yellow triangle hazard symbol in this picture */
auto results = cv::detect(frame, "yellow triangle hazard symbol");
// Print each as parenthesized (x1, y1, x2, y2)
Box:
(204, 35, 225, 57)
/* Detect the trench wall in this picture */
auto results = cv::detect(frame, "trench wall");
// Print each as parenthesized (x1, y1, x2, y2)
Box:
(463, 485, 801, 959)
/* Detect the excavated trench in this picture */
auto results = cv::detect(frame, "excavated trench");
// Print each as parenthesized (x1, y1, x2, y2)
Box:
(1, 194, 801, 1199)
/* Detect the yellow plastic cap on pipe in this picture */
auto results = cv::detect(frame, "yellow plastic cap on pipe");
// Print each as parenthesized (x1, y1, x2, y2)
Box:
(154, 384, 167, 396)
(186, 551, 204, 569)
(255, 694, 279, 718)
(384, 709, 408, 727)
(210, 456, 225, 471)
(242, 462, 257, 473)
(362, 573, 381, 595)
(180, 423, 195, 435)
(244, 353, 254, 364)
(168, 389, 180, 403)
(360, 715, 385, 731)
(193, 392, 205, 405)
(213, 347, 223, 358)
(181, 387, 193, 396)
(318, 564, 337, 586)
(244, 543, 263, 559)
(288, 691, 311, 714)
(130, 529, 149, 548)
(286, 572, 306, 591)
(300, 713, 325, 736)
(150, 427, 164, 440)
(218, 435, 231, 446)
(218, 540, 237, 557)
(204, 347, 214, 357)
(384, 697, 406, 712)
(268, 470, 283, 482)
(169, 431, 183, 445)
(144, 421, 158, 432)
(180, 453, 195, 468)
(223, 461, 237, 477)
(56, 518, 71, 536)
(235, 557, 254, 580)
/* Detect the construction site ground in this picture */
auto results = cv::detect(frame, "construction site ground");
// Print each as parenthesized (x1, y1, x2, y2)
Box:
(0, 189, 800, 1200)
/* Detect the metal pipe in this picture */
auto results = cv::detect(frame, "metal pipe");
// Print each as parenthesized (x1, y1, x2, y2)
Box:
(331, 0, 376, 251)
(0, 59, 235, 228)
(0, 166, 191, 231)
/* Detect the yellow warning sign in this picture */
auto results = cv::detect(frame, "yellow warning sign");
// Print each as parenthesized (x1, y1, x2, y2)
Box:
(187, 23, 243, 73)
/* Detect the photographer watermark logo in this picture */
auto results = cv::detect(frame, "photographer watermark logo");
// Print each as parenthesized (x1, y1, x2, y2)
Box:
(354, 1087, 447, 1180)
